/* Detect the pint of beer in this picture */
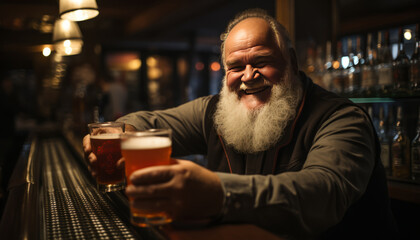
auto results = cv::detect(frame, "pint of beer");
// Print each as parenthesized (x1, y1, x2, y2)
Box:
(120, 129, 172, 227)
(88, 122, 126, 193)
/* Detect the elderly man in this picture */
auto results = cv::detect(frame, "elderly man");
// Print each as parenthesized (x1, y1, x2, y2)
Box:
(84, 9, 398, 239)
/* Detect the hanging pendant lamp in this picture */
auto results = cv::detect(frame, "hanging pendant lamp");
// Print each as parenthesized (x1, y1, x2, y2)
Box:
(59, 0, 99, 22)
(53, 19, 83, 56)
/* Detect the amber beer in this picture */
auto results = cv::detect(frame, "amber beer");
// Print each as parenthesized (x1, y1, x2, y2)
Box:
(88, 122, 125, 192)
(120, 129, 172, 227)
(90, 133, 125, 185)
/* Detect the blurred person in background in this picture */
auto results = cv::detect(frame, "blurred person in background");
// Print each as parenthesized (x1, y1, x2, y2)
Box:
(101, 72, 128, 121)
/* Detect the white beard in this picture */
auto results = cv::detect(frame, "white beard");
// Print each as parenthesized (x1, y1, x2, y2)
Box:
(214, 72, 302, 154)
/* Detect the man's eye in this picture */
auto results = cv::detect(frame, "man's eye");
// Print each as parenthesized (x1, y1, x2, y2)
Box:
(229, 66, 243, 71)
(254, 62, 267, 68)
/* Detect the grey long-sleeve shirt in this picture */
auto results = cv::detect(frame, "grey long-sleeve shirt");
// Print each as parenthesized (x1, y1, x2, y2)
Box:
(117, 95, 376, 238)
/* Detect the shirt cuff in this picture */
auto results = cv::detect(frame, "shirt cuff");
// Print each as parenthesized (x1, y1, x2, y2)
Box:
(215, 172, 256, 223)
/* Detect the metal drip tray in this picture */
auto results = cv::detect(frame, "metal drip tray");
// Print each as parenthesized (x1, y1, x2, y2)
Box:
(40, 138, 138, 239)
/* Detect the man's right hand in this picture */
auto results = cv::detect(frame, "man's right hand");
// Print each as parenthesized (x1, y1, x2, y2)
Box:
(83, 134, 98, 177)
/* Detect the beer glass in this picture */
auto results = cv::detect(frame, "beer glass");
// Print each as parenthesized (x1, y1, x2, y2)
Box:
(120, 129, 172, 227)
(88, 122, 126, 192)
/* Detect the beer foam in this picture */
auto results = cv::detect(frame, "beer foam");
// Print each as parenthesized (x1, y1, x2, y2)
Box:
(121, 136, 171, 150)
(90, 133, 121, 139)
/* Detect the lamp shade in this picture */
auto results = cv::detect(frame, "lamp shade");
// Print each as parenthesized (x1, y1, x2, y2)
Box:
(53, 19, 83, 56)
(59, 0, 99, 22)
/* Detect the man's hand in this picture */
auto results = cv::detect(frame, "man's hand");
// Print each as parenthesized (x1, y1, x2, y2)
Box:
(125, 159, 224, 223)
(83, 134, 98, 177)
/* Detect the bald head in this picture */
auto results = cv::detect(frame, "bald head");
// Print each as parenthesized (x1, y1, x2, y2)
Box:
(224, 18, 280, 62)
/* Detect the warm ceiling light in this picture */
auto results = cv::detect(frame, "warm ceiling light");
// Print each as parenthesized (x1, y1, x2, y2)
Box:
(210, 61, 221, 71)
(128, 59, 142, 70)
(43, 47, 52, 57)
(147, 57, 158, 67)
(52, 19, 83, 55)
(404, 29, 412, 40)
(59, 0, 99, 22)
(195, 62, 204, 71)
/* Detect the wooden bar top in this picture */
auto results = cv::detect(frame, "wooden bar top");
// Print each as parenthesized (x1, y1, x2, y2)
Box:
(160, 224, 285, 240)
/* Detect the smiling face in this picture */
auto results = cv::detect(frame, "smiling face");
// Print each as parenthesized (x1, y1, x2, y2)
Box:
(224, 17, 289, 110)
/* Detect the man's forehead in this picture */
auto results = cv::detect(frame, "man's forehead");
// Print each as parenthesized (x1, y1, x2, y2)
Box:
(224, 18, 280, 56)
(225, 46, 277, 64)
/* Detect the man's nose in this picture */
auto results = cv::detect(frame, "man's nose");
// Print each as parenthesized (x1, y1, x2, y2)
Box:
(242, 65, 260, 82)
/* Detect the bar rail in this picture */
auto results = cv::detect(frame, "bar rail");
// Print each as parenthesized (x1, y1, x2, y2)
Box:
(0, 134, 40, 239)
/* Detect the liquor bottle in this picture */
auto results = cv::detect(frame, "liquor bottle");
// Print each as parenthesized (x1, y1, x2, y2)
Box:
(354, 35, 364, 97)
(342, 38, 352, 96)
(376, 31, 393, 97)
(361, 33, 378, 97)
(314, 45, 326, 88)
(343, 37, 361, 97)
(305, 46, 317, 83)
(410, 24, 420, 96)
(322, 41, 334, 92)
(367, 105, 377, 132)
(378, 106, 391, 176)
(331, 41, 344, 95)
(387, 105, 396, 140)
(356, 36, 365, 66)
(411, 108, 420, 181)
(392, 27, 411, 97)
(306, 46, 325, 88)
(391, 106, 411, 179)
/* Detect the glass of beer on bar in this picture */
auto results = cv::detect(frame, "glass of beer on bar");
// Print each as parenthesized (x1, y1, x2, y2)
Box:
(120, 129, 172, 227)
(88, 122, 126, 193)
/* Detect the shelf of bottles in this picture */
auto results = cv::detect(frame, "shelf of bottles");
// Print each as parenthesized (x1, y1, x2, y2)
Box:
(305, 23, 420, 184)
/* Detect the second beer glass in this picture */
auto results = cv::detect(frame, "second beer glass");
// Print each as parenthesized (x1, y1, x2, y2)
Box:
(120, 129, 172, 227)
(88, 122, 126, 192)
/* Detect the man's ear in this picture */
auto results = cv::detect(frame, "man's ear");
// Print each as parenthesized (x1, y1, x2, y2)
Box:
(289, 48, 299, 75)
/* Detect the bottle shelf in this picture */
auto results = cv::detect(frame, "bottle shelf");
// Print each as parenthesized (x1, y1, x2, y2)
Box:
(349, 97, 420, 104)
(350, 98, 396, 103)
